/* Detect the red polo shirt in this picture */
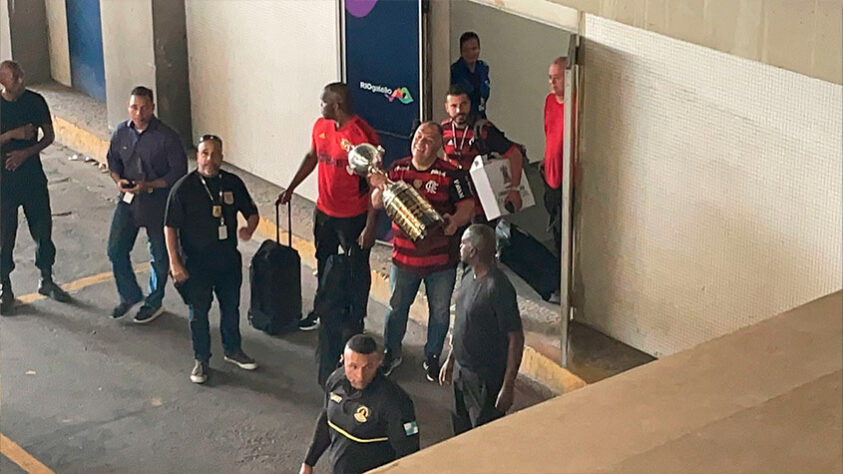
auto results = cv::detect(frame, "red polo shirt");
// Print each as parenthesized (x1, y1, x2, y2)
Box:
(543, 93, 565, 189)
(312, 115, 380, 217)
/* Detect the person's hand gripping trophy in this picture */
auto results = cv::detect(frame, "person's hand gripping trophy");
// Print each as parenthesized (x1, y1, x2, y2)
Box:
(346, 144, 444, 242)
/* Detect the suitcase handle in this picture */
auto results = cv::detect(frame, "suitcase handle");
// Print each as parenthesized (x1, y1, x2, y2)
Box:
(275, 201, 292, 247)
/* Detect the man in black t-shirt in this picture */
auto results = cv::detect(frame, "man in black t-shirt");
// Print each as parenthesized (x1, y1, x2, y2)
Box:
(164, 135, 259, 384)
(0, 60, 71, 315)
(439, 224, 524, 434)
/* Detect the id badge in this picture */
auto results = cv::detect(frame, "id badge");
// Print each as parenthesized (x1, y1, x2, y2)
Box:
(122, 192, 134, 204)
(218, 225, 228, 240)
(212, 205, 222, 218)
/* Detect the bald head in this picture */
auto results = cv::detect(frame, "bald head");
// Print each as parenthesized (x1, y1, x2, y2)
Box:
(548, 57, 567, 99)
(321, 82, 353, 117)
(460, 224, 496, 266)
(0, 60, 25, 98)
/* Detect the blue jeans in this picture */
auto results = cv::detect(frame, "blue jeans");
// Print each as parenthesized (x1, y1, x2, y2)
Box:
(185, 253, 242, 361)
(106, 202, 168, 308)
(383, 265, 457, 358)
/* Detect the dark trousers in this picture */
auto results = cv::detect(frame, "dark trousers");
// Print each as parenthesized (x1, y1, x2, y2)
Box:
(452, 362, 504, 435)
(0, 181, 56, 285)
(185, 252, 243, 362)
(543, 180, 562, 255)
(313, 209, 371, 319)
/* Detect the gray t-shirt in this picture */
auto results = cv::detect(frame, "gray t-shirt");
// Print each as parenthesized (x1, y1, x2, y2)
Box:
(453, 266, 522, 380)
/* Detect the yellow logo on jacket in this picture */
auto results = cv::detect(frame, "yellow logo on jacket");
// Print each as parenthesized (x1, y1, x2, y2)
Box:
(354, 405, 370, 423)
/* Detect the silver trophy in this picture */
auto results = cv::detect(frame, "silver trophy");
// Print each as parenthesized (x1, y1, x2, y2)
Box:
(348, 143, 444, 242)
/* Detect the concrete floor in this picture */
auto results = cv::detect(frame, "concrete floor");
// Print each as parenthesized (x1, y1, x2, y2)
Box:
(0, 144, 549, 473)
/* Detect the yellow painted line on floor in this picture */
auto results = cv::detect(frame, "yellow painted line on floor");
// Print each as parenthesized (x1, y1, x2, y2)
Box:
(0, 433, 54, 474)
(16, 263, 151, 305)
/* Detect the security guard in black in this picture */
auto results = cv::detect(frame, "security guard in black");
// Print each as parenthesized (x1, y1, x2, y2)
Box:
(165, 168, 257, 258)
(303, 335, 419, 474)
(164, 135, 259, 373)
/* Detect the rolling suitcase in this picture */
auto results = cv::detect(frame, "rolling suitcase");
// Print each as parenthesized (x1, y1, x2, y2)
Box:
(496, 220, 560, 302)
(248, 202, 301, 334)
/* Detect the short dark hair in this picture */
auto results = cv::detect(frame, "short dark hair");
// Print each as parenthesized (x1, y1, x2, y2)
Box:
(324, 82, 353, 113)
(459, 31, 480, 48)
(446, 84, 469, 101)
(346, 334, 378, 355)
(131, 86, 154, 102)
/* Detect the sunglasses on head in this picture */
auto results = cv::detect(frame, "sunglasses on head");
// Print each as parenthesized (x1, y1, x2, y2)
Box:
(198, 134, 222, 145)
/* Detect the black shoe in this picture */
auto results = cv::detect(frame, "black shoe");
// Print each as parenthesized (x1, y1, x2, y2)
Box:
(0, 284, 14, 316)
(190, 359, 209, 384)
(38, 279, 71, 303)
(133, 304, 164, 324)
(224, 349, 258, 370)
(381, 352, 403, 377)
(298, 312, 320, 331)
(423, 354, 440, 382)
(111, 300, 139, 319)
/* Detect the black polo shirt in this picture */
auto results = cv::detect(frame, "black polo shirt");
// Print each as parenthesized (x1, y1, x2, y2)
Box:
(305, 368, 419, 474)
(165, 169, 258, 263)
(0, 90, 51, 191)
(453, 266, 522, 382)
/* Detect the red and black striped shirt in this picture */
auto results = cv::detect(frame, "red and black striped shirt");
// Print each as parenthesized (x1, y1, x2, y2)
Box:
(388, 157, 473, 275)
(441, 117, 515, 171)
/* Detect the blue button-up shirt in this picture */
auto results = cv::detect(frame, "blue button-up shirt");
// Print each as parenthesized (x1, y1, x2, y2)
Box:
(450, 58, 491, 119)
(106, 117, 187, 228)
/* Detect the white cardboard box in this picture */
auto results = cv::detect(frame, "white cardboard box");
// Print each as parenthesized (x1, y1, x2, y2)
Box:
(469, 154, 535, 220)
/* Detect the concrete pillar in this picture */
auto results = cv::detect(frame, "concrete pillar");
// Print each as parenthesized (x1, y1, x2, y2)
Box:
(100, 0, 191, 145)
(151, 0, 191, 146)
(0, 0, 11, 61)
(4, 0, 50, 82)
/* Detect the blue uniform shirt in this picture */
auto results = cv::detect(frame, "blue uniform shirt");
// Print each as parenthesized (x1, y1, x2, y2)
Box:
(106, 117, 187, 228)
(450, 58, 491, 119)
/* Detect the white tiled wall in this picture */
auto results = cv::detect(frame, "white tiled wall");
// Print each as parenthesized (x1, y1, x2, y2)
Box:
(576, 16, 842, 357)
(185, 0, 339, 203)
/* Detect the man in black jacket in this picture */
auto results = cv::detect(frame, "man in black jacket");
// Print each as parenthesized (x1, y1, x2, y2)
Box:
(301, 334, 419, 474)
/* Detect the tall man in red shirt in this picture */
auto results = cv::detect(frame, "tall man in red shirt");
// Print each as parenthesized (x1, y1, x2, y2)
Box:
(441, 85, 524, 221)
(278, 83, 379, 331)
(369, 122, 474, 381)
(544, 57, 567, 256)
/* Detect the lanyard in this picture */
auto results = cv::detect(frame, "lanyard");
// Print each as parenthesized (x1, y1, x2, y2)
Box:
(199, 175, 225, 225)
(450, 122, 469, 157)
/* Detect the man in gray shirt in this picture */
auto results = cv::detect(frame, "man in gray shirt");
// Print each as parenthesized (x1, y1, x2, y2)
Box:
(439, 224, 524, 434)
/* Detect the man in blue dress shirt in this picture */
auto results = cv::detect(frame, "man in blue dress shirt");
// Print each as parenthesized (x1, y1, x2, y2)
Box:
(106, 86, 187, 324)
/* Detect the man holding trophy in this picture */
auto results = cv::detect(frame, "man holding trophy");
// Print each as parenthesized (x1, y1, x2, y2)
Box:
(362, 122, 474, 381)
